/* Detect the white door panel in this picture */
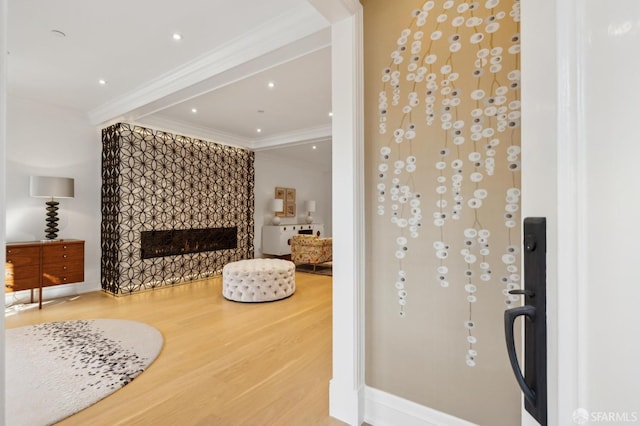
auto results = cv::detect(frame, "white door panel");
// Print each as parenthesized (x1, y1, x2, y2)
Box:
(522, 0, 640, 424)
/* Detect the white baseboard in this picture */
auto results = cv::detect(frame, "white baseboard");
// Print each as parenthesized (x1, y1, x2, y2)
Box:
(364, 387, 478, 426)
(5, 281, 100, 308)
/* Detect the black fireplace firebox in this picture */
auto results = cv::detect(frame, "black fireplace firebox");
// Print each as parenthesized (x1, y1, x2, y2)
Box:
(140, 227, 237, 259)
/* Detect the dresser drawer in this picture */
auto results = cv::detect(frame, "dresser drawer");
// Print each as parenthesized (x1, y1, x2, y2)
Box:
(6, 280, 32, 292)
(5, 263, 40, 292)
(5, 247, 39, 291)
(42, 268, 84, 286)
(42, 242, 84, 265)
(6, 246, 40, 267)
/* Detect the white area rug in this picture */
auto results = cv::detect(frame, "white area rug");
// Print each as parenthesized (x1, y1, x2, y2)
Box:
(5, 319, 163, 426)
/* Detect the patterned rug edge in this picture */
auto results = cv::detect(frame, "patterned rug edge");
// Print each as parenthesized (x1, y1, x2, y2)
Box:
(6, 318, 163, 426)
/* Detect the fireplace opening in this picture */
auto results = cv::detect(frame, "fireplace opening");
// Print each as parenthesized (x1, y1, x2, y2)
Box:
(140, 227, 237, 259)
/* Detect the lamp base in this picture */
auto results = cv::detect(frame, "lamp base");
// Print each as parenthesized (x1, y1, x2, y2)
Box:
(45, 200, 60, 240)
(305, 215, 314, 224)
(272, 216, 282, 225)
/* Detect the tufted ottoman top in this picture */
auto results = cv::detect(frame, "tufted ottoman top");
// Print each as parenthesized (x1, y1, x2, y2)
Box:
(222, 259, 295, 302)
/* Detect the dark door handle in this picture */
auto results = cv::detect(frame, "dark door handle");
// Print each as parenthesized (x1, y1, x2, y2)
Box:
(509, 289, 535, 297)
(504, 305, 537, 404)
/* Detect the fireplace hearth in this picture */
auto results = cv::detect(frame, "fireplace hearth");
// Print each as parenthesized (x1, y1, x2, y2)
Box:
(140, 227, 237, 259)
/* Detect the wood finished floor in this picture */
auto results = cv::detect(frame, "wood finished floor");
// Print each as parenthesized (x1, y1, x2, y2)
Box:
(5, 272, 345, 426)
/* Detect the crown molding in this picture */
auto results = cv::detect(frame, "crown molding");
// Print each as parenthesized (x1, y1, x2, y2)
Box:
(134, 115, 332, 152)
(250, 124, 332, 150)
(308, 0, 362, 23)
(133, 115, 251, 149)
(88, 4, 330, 126)
(254, 147, 331, 173)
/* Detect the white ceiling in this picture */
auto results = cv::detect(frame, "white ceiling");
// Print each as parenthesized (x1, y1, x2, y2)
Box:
(7, 0, 333, 166)
(151, 47, 332, 140)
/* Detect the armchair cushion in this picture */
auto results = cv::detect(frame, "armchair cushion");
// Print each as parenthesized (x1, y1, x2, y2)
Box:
(291, 235, 332, 266)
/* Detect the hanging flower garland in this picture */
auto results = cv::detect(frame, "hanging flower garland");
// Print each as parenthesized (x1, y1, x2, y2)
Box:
(374, 0, 521, 366)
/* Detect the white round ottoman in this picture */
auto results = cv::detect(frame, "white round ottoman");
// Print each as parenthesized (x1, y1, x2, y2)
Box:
(222, 259, 296, 302)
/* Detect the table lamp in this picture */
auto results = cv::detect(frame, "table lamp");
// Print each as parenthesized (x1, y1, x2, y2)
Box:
(30, 176, 75, 240)
(271, 198, 284, 225)
(305, 200, 316, 224)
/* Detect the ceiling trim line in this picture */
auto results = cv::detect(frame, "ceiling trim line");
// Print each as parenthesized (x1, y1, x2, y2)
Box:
(133, 115, 252, 149)
(308, 0, 361, 23)
(250, 124, 332, 150)
(88, 3, 330, 126)
(133, 115, 331, 152)
(255, 149, 332, 173)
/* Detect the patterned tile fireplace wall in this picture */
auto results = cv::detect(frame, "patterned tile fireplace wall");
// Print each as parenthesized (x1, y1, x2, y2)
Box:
(101, 123, 255, 295)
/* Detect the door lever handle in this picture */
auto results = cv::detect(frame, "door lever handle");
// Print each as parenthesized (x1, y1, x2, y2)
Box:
(508, 289, 535, 297)
(505, 306, 537, 405)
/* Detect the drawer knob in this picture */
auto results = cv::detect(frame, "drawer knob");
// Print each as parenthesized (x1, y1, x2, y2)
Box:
(63, 255, 67, 258)
(63, 246, 67, 249)
(63, 277, 67, 281)
(63, 266, 67, 270)
(7, 260, 12, 263)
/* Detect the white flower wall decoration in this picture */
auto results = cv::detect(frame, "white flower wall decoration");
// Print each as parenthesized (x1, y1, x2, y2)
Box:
(373, 0, 521, 367)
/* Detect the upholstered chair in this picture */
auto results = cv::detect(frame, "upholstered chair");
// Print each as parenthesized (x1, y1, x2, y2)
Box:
(290, 235, 333, 271)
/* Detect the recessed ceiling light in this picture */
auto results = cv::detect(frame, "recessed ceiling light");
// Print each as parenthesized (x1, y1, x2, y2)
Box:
(191, 108, 197, 113)
(51, 29, 66, 38)
(267, 81, 275, 89)
(98, 79, 107, 86)
(172, 33, 182, 41)
(312, 146, 317, 150)
(328, 111, 333, 117)
(257, 128, 262, 133)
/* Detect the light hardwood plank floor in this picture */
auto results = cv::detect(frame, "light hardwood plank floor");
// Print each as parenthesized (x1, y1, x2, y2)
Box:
(5, 272, 345, 426)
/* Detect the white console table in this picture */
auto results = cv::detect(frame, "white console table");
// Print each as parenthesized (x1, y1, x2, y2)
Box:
(262, 224, 325, 256)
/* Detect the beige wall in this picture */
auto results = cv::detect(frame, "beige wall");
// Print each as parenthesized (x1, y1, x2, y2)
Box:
(363, 0, 521, 424)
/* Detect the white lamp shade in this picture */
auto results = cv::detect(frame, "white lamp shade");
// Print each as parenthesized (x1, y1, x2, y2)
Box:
(271, 198, 284, 212)
(30, 176, 75, 198)
(306, 200, 316, 213)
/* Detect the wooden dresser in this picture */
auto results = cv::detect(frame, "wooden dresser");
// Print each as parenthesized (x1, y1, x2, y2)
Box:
(5, 239, 84, 308)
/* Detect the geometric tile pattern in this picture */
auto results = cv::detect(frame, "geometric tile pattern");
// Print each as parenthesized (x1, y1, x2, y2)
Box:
(101, 123, 255, 295)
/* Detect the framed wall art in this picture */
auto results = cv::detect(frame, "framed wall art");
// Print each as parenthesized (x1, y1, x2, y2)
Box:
(285, 188, 296, 217)
(275, 187, 286, 217)
(275, 187, 296, 217)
